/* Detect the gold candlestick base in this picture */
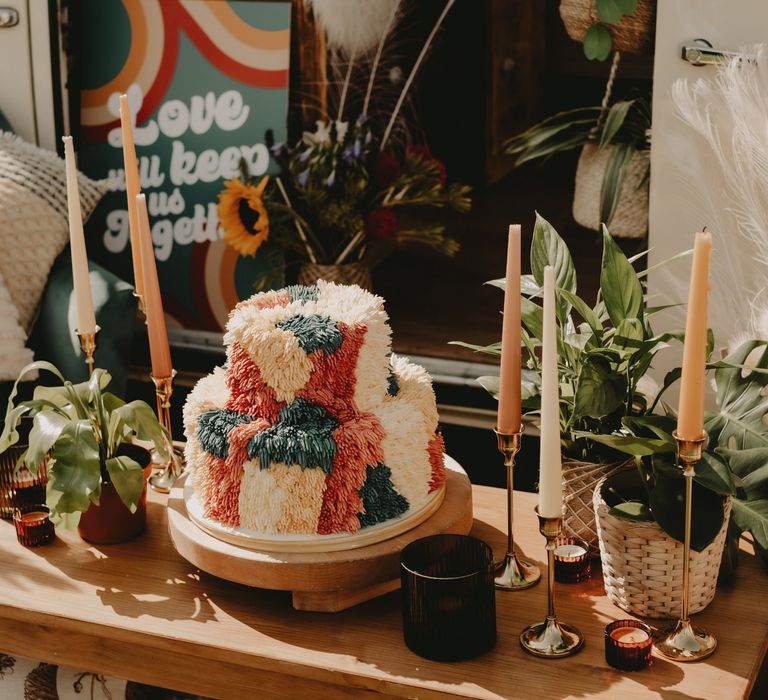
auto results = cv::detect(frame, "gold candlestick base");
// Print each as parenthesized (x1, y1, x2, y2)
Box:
(148, 370, 184, 493)
(654, 431, 716, 662)
(494, 430, 540, 591)
(520, 509, 584, 659)
(76, 325, 100, 377)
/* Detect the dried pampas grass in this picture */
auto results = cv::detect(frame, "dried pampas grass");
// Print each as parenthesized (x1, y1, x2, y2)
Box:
(307, 0, 401, 56)
(671, 45, 768, 347)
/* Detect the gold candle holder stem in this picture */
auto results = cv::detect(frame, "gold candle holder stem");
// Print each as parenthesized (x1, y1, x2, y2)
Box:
(76, 326, 100, 377)
(494, 429, 540, 590)
(148, 370, 184, 493)
(519, 509, 584, 658)
(133, 291, 146, 317)
(654, 431, 717, 662)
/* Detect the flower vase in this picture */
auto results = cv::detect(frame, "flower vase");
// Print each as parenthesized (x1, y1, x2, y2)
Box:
(298, 262, 373, 291)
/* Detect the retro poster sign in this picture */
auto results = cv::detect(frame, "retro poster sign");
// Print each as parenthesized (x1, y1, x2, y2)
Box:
(78, 0, 290, 333)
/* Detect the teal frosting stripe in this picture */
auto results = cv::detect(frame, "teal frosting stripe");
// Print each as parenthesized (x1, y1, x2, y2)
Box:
(276, 313, 343, 355)
(357, 463, 409, 528)
(197, 409, 257, 460)
(248, 398, 338, 473)
(285, 284, 319, 303)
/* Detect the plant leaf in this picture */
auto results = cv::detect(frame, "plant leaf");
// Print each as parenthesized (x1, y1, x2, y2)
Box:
(573, 354, 626, 420)
(599, 100, 635, 148)
(572, 430, 675, 456)
(694, 451, 737, 496)
(583, 24, 613, 61)
(25, 412, 72, 474)
(448, 340, 502, 356)
(521, 296, 544, 342)
(609, 500, 653, 521)
(731, 498, 768, 553)
(110, 400, 170, 460)
(105, 455, 145, 513)
(530, 212, 577, 323)
(600, 225, 643, 326)
(600, 142, 636, 225)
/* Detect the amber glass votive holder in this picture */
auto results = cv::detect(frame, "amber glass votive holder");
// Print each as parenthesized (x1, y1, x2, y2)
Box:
(0, 446, 48, 519)
(401, 534, 496, 662)
(605, 620, 653, 671)
(14, 504, 55, 547)
(553, 536, 591, 583)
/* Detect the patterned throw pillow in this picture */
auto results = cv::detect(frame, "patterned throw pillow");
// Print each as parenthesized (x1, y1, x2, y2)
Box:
(0, 132, 106, 331)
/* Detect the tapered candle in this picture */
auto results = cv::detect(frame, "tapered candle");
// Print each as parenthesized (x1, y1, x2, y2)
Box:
(62, 136, 97, 335)
(498, 225, 522, 434)
(538, 266, 562, 518)
(135, 194, 172, 378)
(120, 93, 143, 298)
(677, 232, 713, 441)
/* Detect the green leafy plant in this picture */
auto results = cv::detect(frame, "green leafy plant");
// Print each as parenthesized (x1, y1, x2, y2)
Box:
(0, 362, 169, 527)
(458, 213, 768, 560)
(583, 0, 639, 61)
(505, 95, 650, 227)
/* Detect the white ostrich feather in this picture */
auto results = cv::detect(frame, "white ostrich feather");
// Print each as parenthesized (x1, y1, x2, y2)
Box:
(306, 0, 401, 56)
(671, 45, 768, 347)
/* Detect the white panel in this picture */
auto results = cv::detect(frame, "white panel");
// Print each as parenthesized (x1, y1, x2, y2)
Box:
(0, 0, 36, 143)
(29, 0, 56, 149)
(648, 0, 768, 396)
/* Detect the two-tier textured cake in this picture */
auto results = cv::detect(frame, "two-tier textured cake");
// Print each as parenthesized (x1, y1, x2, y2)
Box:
(182, 281, 445, 541)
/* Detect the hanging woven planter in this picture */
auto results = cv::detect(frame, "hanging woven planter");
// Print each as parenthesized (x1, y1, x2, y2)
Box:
(297, 262, 373, 291)
(572, 143, 650, 238)
(559, 0, 657, 56)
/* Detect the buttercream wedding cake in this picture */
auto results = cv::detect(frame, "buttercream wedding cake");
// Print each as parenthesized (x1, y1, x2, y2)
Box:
(182, 281, 445, 539)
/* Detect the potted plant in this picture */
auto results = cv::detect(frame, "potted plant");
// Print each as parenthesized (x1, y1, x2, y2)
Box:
(559, 0, 657, 60)
(505, 94, 651, 238)
(588, 339, 768, 616)
(455, 213, 683, 551)
(0, 362, 169, 544)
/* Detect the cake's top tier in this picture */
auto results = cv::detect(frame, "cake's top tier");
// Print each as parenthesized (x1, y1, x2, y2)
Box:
(223, 281, 393, 420)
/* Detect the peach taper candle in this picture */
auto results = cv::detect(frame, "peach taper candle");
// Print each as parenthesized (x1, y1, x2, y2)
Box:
(62, 135, 96, 335)
(120, 93, 143, 299)
(135, 194, 172, 378)
(497, 224, 522, 434)
(538, 266, 562, 518)
(677, 232, 713, 441)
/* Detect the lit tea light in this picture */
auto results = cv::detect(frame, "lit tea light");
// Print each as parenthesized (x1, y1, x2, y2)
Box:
(605, 620, 653, 671)
(14, 505, 55, 547)
(553, 537, 591, 583)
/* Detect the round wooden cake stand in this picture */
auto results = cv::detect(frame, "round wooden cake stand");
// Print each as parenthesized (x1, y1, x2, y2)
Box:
(167, 457, 473, 612)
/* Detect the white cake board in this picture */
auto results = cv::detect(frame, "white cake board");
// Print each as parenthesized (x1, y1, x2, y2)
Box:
(167, 456, 473, 612)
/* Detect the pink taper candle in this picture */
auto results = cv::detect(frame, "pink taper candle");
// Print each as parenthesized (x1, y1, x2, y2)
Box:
(497, 225, 522, 433)
(120, 94, 143, 298)
(135, 194, 172, 378)
(677, 232, 713, 441)
(62, 136, 97, 335)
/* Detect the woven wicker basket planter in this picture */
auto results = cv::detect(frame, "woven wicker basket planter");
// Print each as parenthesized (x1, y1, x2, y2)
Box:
(559, 0, 657, 55)
(572, 143, 650, 238)
(562, 456, 634, 556)
(594, 471, 731, 618)
(298, 262, 373, 291)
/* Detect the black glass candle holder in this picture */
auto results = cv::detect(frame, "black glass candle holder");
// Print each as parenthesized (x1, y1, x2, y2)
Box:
(401, 534, 496, 661)
(605, 620, 653, 671)
(553, 536, 591, 584)
(14, 504, 55, 547)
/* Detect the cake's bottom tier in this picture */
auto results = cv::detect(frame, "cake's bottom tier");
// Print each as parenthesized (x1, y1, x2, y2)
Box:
(183, 458, 459, 553)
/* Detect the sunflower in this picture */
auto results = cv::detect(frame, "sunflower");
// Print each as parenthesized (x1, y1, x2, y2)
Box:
(218, 176, 270, 257)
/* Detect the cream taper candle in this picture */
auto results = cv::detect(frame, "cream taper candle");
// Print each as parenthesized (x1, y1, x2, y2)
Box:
(498, 224, 522, 434)
(538, 265, 562, 518)
(677, 232, 713, 441)
(120, 93, 143, 299)
(62, 136, 97, 335)
(135, 194, 172, 378)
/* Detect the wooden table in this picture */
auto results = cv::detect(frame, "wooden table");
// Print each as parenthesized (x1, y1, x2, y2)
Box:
(0, 486, 765, 699)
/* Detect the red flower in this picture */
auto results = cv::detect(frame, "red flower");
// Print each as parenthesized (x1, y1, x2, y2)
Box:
(364, 208, 398, 241)
(373, 153, 401, 189)
(406, 145, 447, 186)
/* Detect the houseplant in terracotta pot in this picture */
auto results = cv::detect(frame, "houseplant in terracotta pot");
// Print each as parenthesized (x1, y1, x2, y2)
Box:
(0, 361, 169, 544)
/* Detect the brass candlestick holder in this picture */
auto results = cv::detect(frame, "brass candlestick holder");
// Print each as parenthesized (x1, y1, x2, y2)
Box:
(76, 326, 100, 377)
(148, 370, 184, 493)
(133, 291, 146, 317)
(494, 430, 540, 590)
(654, 431, 717, 662)
(520, 508, 584, 658)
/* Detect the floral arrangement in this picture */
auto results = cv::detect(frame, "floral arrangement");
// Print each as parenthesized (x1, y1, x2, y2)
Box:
(216, 0, 470, 282)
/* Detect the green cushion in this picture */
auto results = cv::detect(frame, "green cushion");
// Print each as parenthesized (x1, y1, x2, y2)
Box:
(27, 249, 137, 396)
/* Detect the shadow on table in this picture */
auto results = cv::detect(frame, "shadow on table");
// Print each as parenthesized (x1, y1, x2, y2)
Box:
(14, 501, 218, 624)
(207, 517, 690, 700)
